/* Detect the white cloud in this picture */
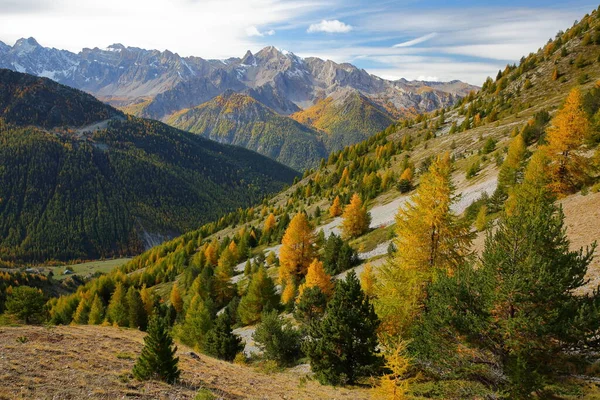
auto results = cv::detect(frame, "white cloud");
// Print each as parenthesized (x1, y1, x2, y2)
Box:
(393, 32, 438, 48)
(246, 26, 276, 37)
(0, 0, 321, 58)
(307, 19, 353, 33)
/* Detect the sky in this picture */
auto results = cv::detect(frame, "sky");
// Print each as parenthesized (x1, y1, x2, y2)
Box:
(0, 0, 596, 85)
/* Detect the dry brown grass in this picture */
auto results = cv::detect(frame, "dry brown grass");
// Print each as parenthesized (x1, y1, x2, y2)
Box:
(0, 325, 371, 400)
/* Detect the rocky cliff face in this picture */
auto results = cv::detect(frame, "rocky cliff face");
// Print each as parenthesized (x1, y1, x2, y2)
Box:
(0, 39, 477, 120)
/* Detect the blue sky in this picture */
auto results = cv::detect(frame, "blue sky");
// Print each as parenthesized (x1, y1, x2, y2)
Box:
(0, 0, 596, 84)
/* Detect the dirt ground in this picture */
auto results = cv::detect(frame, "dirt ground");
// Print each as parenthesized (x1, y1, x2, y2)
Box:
(0, 325, 370, 400)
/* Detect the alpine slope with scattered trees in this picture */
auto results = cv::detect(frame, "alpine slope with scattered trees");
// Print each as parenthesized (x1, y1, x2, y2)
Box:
(3, 6, 600, 400)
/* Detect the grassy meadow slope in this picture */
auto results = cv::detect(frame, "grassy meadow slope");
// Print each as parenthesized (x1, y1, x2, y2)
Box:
(0, 325, 370, 400)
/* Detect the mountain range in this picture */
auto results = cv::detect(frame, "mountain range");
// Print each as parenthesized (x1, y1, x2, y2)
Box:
(0, 38, 478, 169)
(0, 69, 298, 264)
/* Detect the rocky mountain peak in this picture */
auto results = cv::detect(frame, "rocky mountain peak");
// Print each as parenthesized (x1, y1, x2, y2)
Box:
(12, 37, 41, 55)
(241, 50, 256, 66)
(106, 43, 126, 52)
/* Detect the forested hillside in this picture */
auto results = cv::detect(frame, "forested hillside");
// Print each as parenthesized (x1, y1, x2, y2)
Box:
(167, 91, 328, 170)
(5, 6, 600, 400)
(291, 90, 396, 152)
(0, 70, 299, 264)
(0, 69, 121, 128)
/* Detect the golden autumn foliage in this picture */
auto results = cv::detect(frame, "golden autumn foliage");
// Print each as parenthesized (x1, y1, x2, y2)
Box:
(278, 213, 317, 283)
(399, 168, 413, 183)
(542, 88, 591, 195)
(297, 259, 334, 300)
(341, 193, 371, 239)
(227, 241, 239, 262)
(169, 283, 184, 313)
(204, 240, 219, 266)
(329, 196, 342, 217)
(375, 153, 472, 337)
(372, 341, 411, 400)
(360, 263, 377, 298)
(263, 213, 277, 233)
(281, 279, 297, 306)
(140, 285, 154, 317)
(339, 167, 350, 187)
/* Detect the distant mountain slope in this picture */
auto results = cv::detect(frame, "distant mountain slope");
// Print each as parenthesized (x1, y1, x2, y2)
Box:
(0, 70, 299, 264)
(167, 91, 327, 170)
(0, 39, 478, 166)
(291, 89, 395, 151)
(0, 69, 121, 128)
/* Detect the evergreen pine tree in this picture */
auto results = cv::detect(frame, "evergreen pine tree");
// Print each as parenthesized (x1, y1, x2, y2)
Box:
(127, 286, 147, 330)
(203, 309, 243, 362)
(238, 267, 279, 325)
(177, 294, 213, 350)
(477, 171, 599, 395)
(303, 271, 381, 385)
(253, 310, 301, 366)
(294, 285, 327, 325)
(132, 314, 180, 384)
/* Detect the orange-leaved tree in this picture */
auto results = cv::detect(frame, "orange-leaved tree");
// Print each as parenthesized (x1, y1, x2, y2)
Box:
(278, 213, 317, 283)
(341, 193, 371, 239)
(297, 259, 334, 300)
(542, 88, 591, 196)
(329, 196, 342, 217)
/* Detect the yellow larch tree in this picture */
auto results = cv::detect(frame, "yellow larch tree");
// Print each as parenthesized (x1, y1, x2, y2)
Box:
(263, 213, 277, 233)
(170, 283, 184, 314)
(360, 263, 377, 298)
(399, 168, 413, 183)
(278, 213, 317, 283)
(341, 193, 371, 239)
(338, 167, 350, 187)
(204, 240, 219, 266)
(281, 279, 297, 307)
(140, 284, 154, 317)
(375, 153, 472, 337)
(329, 195, 342, 217)
(542, 88, 591, 196)
(372, 341, 411, 400)
(227, 241, 239, 263)
(297, 259, 334, 299)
